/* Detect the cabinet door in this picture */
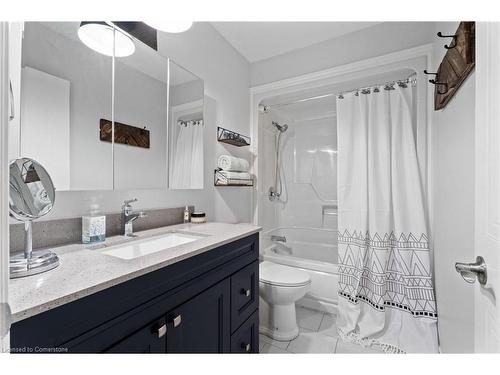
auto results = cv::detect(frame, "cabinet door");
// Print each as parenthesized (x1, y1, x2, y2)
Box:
(106, 317, 166, 353)
(166, 278, 230, 353)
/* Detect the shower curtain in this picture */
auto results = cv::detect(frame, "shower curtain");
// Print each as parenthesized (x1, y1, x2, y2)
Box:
(336, 85, 439, 353)
(171, 120, 204, 189)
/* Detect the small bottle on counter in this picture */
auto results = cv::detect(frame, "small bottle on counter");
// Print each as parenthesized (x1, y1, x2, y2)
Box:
(82, 204, 106, 244)
(191, 212, 206, 224)
(183, 206, 190, 223)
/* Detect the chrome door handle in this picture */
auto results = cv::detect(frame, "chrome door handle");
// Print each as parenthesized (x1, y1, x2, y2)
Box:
(455, 256, 487, 285)
(9, 80, 15, 121)
(241, 288, 251, 297)
(172, 314, 182, 328)
(156, 324, 167, 339)
(241, 343, 251, 352)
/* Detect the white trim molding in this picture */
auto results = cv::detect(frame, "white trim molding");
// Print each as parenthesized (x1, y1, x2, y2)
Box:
(249, 43, 434, 227)
(0, 21, 11, 351)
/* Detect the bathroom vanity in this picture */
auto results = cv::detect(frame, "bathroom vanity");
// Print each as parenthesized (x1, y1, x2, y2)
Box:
(9, 223, 260, 353)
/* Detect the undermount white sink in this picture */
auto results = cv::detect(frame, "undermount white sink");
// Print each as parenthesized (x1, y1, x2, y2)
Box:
(102, 232, 207, 260)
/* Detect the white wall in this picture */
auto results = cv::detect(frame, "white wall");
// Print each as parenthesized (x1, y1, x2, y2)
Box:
(250, 22, 437, 86)
(21, 67, 70, 190)
(23, 22, 252, 223)
(431, 22, 475, 353)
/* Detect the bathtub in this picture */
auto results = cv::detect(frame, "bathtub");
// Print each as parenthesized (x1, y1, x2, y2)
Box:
(261, 227, 338, 314)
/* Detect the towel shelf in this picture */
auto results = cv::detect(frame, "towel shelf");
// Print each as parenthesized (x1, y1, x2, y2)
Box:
(217, 127, 251, 147)
(214, 169, 253, 187)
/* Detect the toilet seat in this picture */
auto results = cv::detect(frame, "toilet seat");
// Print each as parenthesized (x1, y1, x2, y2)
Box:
(259, 261, 311, 287)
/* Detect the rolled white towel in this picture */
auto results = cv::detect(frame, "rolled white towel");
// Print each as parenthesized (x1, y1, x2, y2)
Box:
(218, 171, 251, 180)
(217, 155, 249, 172)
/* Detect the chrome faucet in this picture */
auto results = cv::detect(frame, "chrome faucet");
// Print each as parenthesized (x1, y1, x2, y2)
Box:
(121, 198, 147, 237)
(271, 235, 286, 243)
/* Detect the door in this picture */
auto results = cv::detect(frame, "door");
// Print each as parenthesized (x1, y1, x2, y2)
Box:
(0, 22, 11, 353)
(166, 278, 230, 353)
(474, 22, 500, 352)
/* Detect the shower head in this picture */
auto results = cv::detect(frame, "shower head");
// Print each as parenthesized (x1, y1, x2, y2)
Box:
(272, 121, 288, 133)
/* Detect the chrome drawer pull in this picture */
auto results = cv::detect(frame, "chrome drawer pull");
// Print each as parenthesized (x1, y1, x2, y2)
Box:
(241, 288, 251, 297)
(241, 343, 251, 352)
(172, 314, 182, 327)
(157, 324, 167, 338)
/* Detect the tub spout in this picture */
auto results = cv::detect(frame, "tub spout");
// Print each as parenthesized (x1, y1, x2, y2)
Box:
(271, 235, 286, 243)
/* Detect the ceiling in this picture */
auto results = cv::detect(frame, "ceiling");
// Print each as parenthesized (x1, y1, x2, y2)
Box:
(210, 22, 379, 63)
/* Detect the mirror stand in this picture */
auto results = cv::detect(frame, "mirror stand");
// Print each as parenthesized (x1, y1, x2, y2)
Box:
(10, 220, 60, 278)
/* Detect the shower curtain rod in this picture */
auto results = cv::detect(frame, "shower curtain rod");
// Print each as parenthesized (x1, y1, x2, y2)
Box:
(262, 73, 417, 110)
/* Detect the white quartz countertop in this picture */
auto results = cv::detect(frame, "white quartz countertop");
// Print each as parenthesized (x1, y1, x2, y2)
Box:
(9, 222, 261, 323)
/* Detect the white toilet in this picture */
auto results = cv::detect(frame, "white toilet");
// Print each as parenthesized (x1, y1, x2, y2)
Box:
(259, 261, 312, 341)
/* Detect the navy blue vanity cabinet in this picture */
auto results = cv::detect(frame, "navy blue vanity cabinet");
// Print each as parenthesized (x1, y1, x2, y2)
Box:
(106, 317, 167, 353)
(10, 233, 259, 354)
(166, 278, 230, 353)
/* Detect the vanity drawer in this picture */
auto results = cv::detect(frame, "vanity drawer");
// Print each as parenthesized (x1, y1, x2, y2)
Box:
(230, 310, 259, 353)
(230, 261, 258, 332)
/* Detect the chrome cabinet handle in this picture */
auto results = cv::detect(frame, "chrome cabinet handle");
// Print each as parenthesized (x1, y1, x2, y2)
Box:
(241, 343, 251, 352)
(172, 314, 182, 328)
(241, 288, 251, 297)
(455, 256, 487, 285)
(9, 80, 14, 121)
(156, 324, 167, 338)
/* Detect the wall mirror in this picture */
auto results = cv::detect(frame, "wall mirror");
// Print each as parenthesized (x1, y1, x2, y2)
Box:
(113, 31, 169, 190)
(19, 22, 114, 191)
(168, 60, 204, 189)
(14, 22, 205, 191)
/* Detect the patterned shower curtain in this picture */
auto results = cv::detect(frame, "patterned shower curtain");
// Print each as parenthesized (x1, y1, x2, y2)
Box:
(336, 84, 439, 353)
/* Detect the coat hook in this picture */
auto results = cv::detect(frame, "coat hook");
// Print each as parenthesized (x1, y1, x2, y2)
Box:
(423, 70, 438, 76)
(437, 31, 457, 49)
(429, 79, 449, 95)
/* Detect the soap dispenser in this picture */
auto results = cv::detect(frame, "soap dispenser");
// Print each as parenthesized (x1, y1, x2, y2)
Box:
(82, 204, 106, 244)
(183, 206, 190, 223)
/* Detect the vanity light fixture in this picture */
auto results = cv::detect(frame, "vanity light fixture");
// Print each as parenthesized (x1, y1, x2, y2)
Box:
(144, 20, 193, 33)
(78, 21, 135, 57)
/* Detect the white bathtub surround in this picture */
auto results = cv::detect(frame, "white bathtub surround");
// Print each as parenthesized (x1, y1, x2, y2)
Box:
(336, 85, 438, 353)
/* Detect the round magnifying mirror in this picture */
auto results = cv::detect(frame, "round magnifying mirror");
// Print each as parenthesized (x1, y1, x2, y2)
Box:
(9, 158, 59, 278)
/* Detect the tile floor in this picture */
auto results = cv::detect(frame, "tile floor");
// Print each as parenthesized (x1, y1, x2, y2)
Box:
(259, 306, 383, 354)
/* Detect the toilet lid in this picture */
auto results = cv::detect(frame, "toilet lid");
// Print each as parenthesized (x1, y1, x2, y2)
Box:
(259, 261, 311, 287)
